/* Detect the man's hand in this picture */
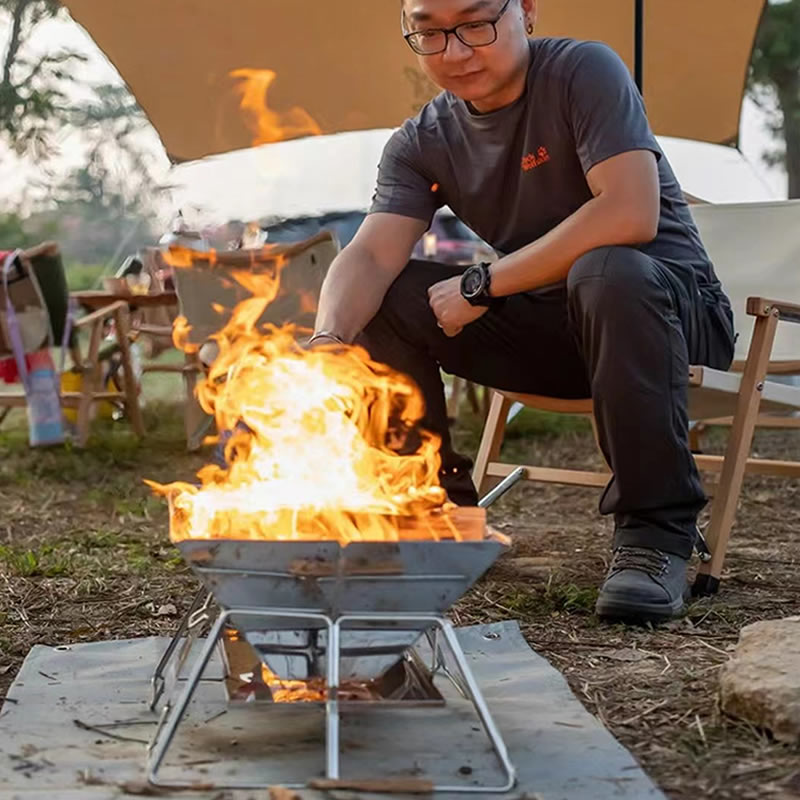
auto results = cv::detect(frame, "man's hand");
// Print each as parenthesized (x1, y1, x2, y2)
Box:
(427, 275, 488, 337)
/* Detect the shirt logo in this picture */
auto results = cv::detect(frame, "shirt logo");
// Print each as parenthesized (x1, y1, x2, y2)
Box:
(522, 146, 551, 172)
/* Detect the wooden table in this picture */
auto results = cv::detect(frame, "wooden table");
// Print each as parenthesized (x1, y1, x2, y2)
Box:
(71, 290, 178, 312)
(61, 291, 177, 446)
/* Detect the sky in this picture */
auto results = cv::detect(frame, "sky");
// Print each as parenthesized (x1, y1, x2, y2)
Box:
(0, 8, 789, 231)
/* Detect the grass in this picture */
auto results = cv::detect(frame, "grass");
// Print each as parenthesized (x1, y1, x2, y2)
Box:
(454, 404, 591, 449)
(487, 576, 599, 618)
(542, 576, 599, 613)
(65, 262, 106, 291)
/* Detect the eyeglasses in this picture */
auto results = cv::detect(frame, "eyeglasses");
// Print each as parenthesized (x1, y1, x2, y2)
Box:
(403, 0, 513, 56)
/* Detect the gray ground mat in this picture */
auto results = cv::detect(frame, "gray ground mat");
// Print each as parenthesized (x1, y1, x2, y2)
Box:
(0, 621, 665, 799)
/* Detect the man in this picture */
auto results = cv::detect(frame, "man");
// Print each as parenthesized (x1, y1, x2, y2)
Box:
(310, 0, 736, 622)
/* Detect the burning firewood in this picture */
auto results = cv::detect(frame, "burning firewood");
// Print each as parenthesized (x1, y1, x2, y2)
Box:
(147, 244, 472, 546)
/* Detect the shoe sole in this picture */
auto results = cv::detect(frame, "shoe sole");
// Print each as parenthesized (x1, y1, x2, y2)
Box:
(596, 592, 688, 624)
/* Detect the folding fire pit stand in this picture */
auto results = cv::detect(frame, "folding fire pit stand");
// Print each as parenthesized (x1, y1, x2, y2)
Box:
(147, 537, 515, 794)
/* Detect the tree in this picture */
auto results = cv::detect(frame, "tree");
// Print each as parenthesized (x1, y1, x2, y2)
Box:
(1, 0, 160, 201)
(0, 208, 56, 248)
(0, 0, 86, 158)
(1, 0, 163, 266)
(749, 0, 800, 198)
(66, 83, 161, 217)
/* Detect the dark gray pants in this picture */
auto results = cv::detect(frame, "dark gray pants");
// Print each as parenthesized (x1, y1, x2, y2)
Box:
(358, 246, 735, 559)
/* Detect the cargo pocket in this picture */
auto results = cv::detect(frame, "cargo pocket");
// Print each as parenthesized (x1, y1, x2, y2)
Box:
(704, 296, 736, 370)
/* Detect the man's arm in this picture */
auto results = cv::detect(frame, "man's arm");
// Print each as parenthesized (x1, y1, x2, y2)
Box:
(488, 149, 660, 296)
(313, 212, 429, 343)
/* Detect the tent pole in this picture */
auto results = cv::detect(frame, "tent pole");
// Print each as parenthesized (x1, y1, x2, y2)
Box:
(634, 0, 644, 92)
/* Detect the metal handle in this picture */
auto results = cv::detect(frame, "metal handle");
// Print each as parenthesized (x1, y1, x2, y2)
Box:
(478, 466, 526, 508)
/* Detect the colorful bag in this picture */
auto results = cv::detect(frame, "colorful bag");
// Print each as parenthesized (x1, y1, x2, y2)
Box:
(2, 250, 65, 446)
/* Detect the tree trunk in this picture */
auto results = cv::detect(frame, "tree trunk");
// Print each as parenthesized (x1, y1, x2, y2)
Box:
(785, 109, 800, 199)
(778, 79, 800, 199)
(2, 1, 27, 87)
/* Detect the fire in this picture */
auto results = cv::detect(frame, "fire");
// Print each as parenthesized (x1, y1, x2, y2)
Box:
(222, 628, 326, 702)
(230, 68, 322, 145)
(147, 67, 466, 546)
(261, 665, 326, 704)
(148, 247, 457, 544)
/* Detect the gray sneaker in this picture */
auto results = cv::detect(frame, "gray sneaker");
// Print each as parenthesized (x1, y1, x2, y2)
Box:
(595, 546, 690, 623)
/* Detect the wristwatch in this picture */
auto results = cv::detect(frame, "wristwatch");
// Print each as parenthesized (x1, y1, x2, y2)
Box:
(460, 262, 496, 307)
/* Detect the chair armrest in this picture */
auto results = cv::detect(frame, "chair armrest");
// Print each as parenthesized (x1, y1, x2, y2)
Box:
(746, 297, 800, 324)
(72, 300, 128, 330)
(136, 323, 174, 337)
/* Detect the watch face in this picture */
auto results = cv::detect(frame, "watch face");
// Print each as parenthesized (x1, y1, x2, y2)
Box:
(463, 268, 484, 297)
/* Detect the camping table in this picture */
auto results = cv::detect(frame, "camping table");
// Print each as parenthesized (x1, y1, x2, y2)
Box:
(71, 290, 178, 312)
(71, 290, 206, 450)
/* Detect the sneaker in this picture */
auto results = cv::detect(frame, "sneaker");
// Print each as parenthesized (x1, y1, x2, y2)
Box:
(595, 546, 690, 623)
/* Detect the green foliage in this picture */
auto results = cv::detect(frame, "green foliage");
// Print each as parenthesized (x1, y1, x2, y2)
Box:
(542, 577, 598, 613)
(64, 262, 104, 291)
(751, 1, 800, 85)
(749, 0, 800, 197)
(453, 406, 592, 464)
(0, 543, 70, 577)
(493, 578, 599, 618)
(0, 209, 58, 249)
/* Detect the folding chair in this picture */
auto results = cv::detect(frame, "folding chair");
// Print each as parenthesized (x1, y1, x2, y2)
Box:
(0, 243, 145, 447)
(168, 232, 340, 450)
(690, 201, 800, 439)
(472, 201, 800, 596)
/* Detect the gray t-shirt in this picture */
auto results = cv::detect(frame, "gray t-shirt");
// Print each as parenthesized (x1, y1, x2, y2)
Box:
(370, 37, 724, 296)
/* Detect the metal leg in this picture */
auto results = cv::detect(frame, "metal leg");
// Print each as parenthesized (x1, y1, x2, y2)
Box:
(326, 618, 341, 780)
(436, 619, 516, 793)
(147, 609, 516, 793)
(695, 525, 712, 563)
(337, 613, 517, 794)
(424, 627, 468, 699)
(148, 610, 230, 787)
(150, 586, 210, 711)
(148, 608, 332, 791)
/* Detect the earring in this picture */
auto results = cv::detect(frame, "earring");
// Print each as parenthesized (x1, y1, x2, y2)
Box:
(526, 20, 535, 35)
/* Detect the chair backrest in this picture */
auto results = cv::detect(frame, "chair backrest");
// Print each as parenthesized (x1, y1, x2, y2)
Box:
(171, 231, 340, 347)
(690, 200, 800, 362)
(0, 247, 65, 359)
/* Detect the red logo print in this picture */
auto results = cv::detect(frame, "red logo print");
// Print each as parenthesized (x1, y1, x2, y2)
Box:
(521, 146, 551, 172)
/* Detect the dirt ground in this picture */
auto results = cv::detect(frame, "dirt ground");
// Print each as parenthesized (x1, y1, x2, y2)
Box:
(1, 402, 799, 799)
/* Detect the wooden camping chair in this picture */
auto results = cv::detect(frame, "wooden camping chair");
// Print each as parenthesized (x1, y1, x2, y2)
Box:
(689, 201, 800, 442)
(167, 231, 340, 450)
(0, 243, 144, 447)
(472, 201, 800, 596)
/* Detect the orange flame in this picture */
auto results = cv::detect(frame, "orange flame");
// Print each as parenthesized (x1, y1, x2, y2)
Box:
(230, 68, 322, 145)
(261, 665, 326, 703)
(146, 65, 472, 547)
(149, 247, 457, 544)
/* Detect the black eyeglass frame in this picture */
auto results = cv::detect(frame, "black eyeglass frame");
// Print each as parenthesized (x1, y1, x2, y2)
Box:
(403, 0, 514, 56)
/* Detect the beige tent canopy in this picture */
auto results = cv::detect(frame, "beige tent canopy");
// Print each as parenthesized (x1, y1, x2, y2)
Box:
(60, 0, 765, 163)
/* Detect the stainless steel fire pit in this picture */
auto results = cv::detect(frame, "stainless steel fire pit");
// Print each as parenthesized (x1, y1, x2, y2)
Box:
(147, 531, 516, 794)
